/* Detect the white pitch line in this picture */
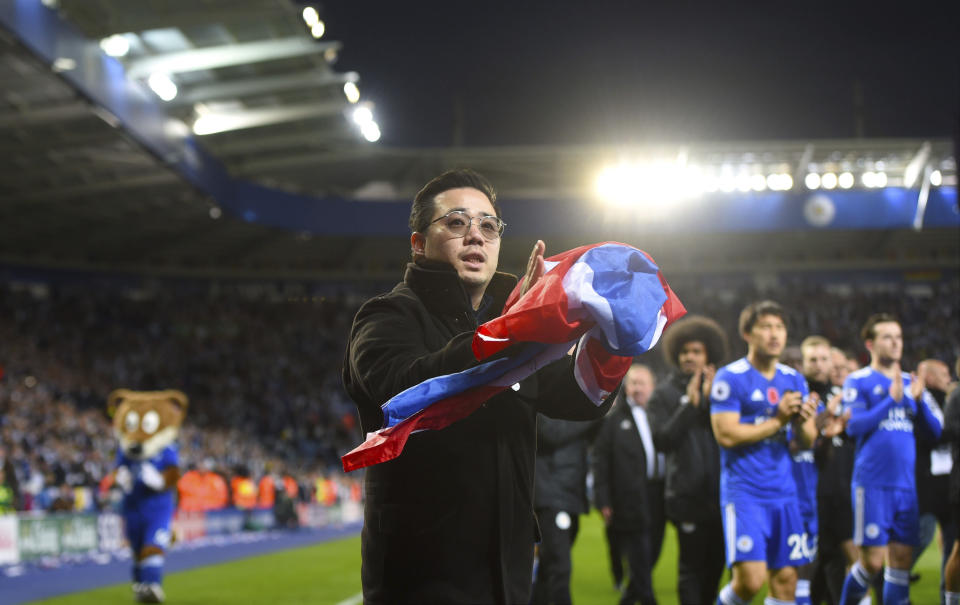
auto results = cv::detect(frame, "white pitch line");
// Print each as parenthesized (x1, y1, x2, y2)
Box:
(334, 592, 363, 605)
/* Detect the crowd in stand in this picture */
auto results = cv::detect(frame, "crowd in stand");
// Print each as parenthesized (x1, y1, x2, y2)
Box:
(0, 275, 957, 538)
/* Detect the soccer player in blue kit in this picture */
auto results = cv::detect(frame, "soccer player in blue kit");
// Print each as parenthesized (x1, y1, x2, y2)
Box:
(839, 314, 943, 605)
(712, 301, 819, 605)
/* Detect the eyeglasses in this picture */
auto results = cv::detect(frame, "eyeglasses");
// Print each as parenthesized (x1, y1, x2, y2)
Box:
(429, 210, 506, 241)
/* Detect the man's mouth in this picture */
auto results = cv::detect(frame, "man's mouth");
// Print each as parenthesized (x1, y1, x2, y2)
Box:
(461, 252, 486, 268)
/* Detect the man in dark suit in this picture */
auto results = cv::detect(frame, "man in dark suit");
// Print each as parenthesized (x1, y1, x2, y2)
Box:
(532, 414, 600, 605)
(593, 363, 660, 605)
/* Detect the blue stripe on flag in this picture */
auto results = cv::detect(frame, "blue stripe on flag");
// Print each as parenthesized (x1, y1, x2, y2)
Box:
(381, 342, 550, 428)
(578, 245, 667, 356)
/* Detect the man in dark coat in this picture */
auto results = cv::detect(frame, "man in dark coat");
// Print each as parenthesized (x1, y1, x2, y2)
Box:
(593, 363, 660, 605)
(647, 314, 728, 605)
(342, 169, 617, 605)
(532, 414, 600, 605)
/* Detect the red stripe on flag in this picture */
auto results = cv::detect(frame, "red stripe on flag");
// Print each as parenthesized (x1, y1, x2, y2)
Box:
(341, 384, 508, 472)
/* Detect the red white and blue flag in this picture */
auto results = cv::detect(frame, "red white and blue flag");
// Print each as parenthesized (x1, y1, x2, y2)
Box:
(342, 242, 686, 472)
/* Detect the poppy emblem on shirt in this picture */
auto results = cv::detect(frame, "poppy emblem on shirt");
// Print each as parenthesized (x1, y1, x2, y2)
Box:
(767, 387, 780, 404)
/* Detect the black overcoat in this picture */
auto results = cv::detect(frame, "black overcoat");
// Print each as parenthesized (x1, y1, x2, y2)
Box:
(343, 260, 616, 605)
(592, 395, 651, 530)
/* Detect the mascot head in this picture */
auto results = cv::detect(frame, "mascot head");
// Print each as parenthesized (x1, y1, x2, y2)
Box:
(108, 389, 188, 460)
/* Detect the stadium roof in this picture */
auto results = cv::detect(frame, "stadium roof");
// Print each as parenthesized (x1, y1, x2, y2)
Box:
(0, 0, 957, 281)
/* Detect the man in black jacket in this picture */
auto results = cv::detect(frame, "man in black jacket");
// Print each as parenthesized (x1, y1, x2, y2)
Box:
(647, 315, 728, 605)
(532, 414, 600, 605)
(807, 336, 857, 605)
(342, 169, 617, 605)
(594, 363, 661, 605)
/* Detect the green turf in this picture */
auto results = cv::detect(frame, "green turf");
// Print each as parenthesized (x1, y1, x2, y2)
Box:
(31, 513, 947, 604)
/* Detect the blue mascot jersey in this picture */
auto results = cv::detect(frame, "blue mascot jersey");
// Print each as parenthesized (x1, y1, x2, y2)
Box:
(116, 444, 178, 515)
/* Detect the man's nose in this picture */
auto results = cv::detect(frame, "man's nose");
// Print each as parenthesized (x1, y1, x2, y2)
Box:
(463, 220, 484, 243)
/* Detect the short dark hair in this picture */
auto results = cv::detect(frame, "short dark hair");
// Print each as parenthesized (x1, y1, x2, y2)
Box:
(661, 315, 728, 368)
(738, 300, 785, 335)
(409, 168, 500, 234)
(860, 313, 899, 342)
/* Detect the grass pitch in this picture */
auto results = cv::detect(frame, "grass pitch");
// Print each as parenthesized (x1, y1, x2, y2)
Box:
(32, 513, 946, 604)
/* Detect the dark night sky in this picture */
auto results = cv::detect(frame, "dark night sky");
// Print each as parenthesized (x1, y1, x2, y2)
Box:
(324, 1, 958, 147)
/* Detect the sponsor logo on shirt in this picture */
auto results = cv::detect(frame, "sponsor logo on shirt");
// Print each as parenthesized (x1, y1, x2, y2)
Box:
(879, 407, 913, 432)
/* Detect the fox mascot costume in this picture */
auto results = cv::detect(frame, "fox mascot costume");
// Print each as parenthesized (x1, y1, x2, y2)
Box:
(109, 389, 187, 604)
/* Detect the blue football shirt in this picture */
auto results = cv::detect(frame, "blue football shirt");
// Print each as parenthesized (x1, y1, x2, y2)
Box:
(842, 367, 942, 490)
(711, 357, 810, 502)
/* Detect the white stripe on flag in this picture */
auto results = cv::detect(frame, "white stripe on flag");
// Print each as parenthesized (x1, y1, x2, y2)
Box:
(561, 258, 619, 350)
(648, 309, 667, 349)
(572, 329, 606, 405)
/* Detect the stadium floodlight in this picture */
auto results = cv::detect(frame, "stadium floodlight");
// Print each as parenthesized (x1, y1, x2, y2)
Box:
(804, 173, 821, 190)
(766, 173, 793, 191)
(875, 171, 887, 187)
(719, 172, 737, 193)
(100, 34, 130, 58)
(820, 172, 838, 190)
(930, 170, 942, 186)
(595, 161, 705, 209)
(838, 172, 854, 189)
(750, 174, 767, 192)
(352, 105, 373, 126)
(361, 121, 381, 142)
(209, 207, 222, 219)
(302, 6, 320, 27)
(311, 21, 326, 39)
(343, 82, 360, 104)
(147, 73, 178, 102)
(862, 171, 877, 188)
(735, 173, 752, 193)
(192, 114, 228, 135)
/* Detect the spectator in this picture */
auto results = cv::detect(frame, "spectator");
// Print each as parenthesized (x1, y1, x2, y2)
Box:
(648, 315, 728, 605)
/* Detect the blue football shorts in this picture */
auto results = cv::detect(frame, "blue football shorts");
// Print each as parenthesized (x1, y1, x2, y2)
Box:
(722, 497, 811, 568)
(852, 484, 918, 547)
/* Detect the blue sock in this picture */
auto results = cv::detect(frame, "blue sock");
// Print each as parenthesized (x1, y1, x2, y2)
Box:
(795, 578, 811, 605)
(139, 554, 164, 585)
(882, 567, 909, 605)
(840, 561, 872, 605)
(132, 563, 142, 583)
(718, 583, 751, 605)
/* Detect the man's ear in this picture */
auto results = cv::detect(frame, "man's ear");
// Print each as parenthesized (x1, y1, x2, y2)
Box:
(410, 232, 425, 257)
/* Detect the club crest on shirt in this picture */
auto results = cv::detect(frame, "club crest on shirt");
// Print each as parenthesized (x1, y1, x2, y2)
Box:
(736, 535, 754, 552)
(865, 524, 880, 539)
(873, 384, 885, 396)
(767, 387, 780, 405)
